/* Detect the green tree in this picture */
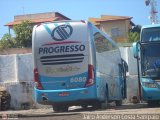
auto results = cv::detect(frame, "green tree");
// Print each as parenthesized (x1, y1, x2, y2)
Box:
(131, 25, 141, 33)
(128, 32, 140, 43)
(0, 33, 16, 49)
(128, 25, 141, 43)
(13, 20, 33, 47)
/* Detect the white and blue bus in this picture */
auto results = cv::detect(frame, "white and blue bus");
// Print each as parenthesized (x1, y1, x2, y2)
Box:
(32, 21, 127, 112)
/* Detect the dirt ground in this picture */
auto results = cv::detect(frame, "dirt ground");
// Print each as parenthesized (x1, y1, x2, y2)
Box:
(1, 103, 160, 120)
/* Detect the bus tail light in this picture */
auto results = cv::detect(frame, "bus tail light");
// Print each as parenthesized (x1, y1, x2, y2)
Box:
(34, 68, 43, 90)
(85, 64, 95, 87)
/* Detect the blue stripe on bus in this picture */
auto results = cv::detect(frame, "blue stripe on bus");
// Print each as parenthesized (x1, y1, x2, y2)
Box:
(43, 24, 52, 35)
(43, 23, 70, 35)
(39, 72, 88, 82)
(34, 85, 97, 103)
(35, 71, 97, 103)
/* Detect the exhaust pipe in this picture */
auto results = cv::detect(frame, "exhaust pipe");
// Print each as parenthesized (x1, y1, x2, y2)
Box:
(42, 96, 48, 102)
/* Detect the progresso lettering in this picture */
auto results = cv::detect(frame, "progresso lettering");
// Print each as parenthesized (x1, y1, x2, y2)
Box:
(39, 45, 85, 54)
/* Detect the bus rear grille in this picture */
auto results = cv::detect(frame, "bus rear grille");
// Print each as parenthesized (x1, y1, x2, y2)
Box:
(40, 54, 84, 65)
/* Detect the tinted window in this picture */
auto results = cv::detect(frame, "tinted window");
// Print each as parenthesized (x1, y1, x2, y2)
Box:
(141, 43, 160, 78)
(141, 27, 160, 42)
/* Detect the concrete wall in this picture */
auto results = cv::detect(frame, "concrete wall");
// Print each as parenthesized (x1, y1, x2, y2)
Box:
(0, 54, 35, 109)
(120, 47, 139, 103)
(0, 47, 139, 109)
(127, 47, 138, 75)
(0, 48, 31, 55)
(0, 55, 17, 83)
(120, 47, 138, 75)
(1, 82, 34, 109)
(17, 54, 33, 82)
(0, 54, 33, 83)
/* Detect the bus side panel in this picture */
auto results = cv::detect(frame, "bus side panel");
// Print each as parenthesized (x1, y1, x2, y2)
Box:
(89, 22, 123, 101)
(96, 73, 108, 101)
(96, 50, 123, 101)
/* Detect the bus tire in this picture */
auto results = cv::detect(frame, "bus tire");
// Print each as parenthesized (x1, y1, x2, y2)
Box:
(102, 84, 109, 109)
(115, 100, 122, 106)
(61, 106, 69, 112)
(148, 100, 159, 107)
(81, 104, 88, 109)
(93, 100, 108, 109)
(101, 99, 108, 109)
(52, 105, 60, 112)
(92, 101, 101, 109)
(92, 99, 109, 109)
(52, 105, 69, 112)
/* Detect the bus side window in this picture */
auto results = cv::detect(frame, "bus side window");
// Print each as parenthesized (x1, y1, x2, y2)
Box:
(94, 32, 114, 53)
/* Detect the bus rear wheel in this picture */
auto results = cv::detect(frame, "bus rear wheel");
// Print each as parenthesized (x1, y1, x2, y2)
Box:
(115, 100, 122, 106)
(92, 100, 108, 110)
(81, 104, 88, 109)
(52, 104, 69, 112)
(148, 100, 159, 107)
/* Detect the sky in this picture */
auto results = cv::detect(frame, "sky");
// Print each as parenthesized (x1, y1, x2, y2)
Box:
(0, 0, 159, 38)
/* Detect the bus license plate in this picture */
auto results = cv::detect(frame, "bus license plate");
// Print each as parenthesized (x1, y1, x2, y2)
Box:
(59, 92, 69, 96)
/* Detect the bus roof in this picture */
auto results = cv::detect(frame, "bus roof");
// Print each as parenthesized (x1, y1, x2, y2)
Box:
(37, 20, 89, 26)
(142, 24, 160, 29)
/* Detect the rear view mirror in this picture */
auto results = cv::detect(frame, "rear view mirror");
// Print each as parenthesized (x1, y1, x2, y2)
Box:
(132, 42, 139, 59)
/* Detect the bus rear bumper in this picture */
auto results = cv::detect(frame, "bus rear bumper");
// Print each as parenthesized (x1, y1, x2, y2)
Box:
(34, 86, 97, 105)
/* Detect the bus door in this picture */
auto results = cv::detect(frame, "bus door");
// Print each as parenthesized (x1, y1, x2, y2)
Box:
(121, 59, 128, 99)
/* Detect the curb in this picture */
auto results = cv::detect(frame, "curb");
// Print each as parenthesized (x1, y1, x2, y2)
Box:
(0, 112, 81, 118)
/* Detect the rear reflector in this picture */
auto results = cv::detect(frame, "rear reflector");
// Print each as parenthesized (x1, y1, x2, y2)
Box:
(85, 64, 94, 87)
(34, 68, 43, 90)
(59, 92, 70, 96)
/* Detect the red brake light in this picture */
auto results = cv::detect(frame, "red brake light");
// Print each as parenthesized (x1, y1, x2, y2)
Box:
(34, 68, 43, 90)
(85, 64, 95, 87)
